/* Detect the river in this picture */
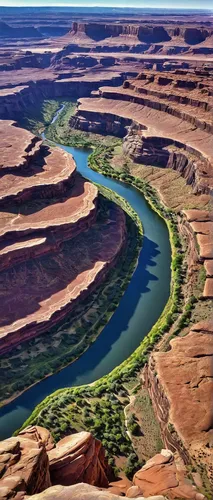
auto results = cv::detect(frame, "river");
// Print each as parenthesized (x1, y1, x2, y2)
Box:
(0, 108, 171, 439)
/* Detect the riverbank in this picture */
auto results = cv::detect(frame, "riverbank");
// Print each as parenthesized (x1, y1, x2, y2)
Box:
(11, 99, 177, 475)
(0, 99, 171, 478)
(0, 185, 142, 408)
(17, 168, 178, 476)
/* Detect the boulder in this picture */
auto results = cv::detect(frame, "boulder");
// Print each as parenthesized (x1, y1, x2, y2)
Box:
(18, 426, 55, 452)
(25, 483, 168, 500)
(48, 432, 111, 488)
(0, 436, 51, 496)
(133, 450, 205, 499)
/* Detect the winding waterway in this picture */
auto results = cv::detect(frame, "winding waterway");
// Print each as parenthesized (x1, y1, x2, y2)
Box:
(0, 109, 171, 439)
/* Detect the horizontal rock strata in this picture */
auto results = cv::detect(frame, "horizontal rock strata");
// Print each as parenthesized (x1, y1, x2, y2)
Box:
(0, 121, 126, 354)
(183, 209, 213, 298)
(0, 428, 111, 499)
(71, 68, 213, 195)
(48, 432, 110, 487)
(69, 67, 213, 492)
(146, 320, 213, 485)
(0, 426, 202, 499)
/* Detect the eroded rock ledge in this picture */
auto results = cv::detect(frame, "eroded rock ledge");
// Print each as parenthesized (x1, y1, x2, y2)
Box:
(145, 320, 213, 486)
(0, 121, 126, 355)
(0, 426, 204, 500)
(71, 69, 213, 195)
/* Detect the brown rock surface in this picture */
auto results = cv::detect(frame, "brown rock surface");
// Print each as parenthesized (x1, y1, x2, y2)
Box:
(0, 200, 125, 354)
(133, 450, 204, 499)
(183, 210, 213, 223)
(183, 209, 213, 296)
(0, 435, 51, 496)
(0, 136, 76, 205)
(48, 431, 110, 488)
(18, 426, 55, 452)
(0, 120, 41, 171)
(109, 476, 132, 496)
(204, 260, 213, 277)
(0, 427, 203, 500)
(149, 322, 213, 483)
(76, 95, 213, 191)
(0, 118, 127, 355)
(24, 483, 167, 500)
(0, 174, 97, 241)
(203, 278, 213, 298)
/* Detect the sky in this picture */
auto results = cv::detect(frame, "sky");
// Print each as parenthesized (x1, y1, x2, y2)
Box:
(0, 0, 212, 9)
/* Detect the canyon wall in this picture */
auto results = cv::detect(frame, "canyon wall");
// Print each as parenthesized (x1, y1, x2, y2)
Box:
(0, 120, 127, 355)
(0, 425, 204, 500)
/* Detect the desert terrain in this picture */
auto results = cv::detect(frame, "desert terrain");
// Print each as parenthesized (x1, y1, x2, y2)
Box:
(0, 6, 212, 500)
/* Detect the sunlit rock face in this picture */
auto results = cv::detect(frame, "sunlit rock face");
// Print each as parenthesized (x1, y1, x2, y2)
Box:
(0, 120, 126, 355)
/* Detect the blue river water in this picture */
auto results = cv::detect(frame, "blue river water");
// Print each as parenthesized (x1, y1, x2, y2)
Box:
(0, 124, 171, 439)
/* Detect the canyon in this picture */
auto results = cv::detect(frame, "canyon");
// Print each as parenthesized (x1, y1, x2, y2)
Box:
(0, 120, 127, 355)
(0, 6, 213, 500)
(0, 425, 205, 500)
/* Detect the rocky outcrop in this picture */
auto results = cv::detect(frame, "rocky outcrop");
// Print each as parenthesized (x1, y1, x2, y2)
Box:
(18, 425, 55, 452)
(69, 21, 213, 51)
(183, 209, 213, 298)
(0, 426, 202, 500)
(70, 22, 171, 45)
(48, 432, 111, 488)
(145, 321, 213, 486)
(23, 483, 167, 500)
(133, 450, 204, 499)
(0, 198, 126, 354)
(70, 111, 131, 137)
(71, 67, 213, 195)
(0, 428, 110, 499)
(0, 120, 127, 355)
(0, 434, 51, 496)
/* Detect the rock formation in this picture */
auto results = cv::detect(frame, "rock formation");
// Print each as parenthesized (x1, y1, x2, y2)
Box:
(67, 64, 213, 491)
(72, 69, 213, 194)
(48, 432, 110, 487)
(0, 434, 51, 497)
(145, 320, 213, 486)
(0, 120, 126, 355)
(0, 426, 203, 500)
(133, 449, 204, 499)
(0, 10, 213, 500)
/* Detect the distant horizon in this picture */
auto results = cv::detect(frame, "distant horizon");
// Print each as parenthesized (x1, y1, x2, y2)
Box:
(0, 1, 212, 11)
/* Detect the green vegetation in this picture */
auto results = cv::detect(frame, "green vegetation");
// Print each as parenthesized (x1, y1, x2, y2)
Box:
(18, 99, 64, 135)
(128, 414, 141, 436)
(45, 101, 121, 151)
(196, 264, 206, 296)
(126, 388, 163, 461)
(18, 144, 184, 476)
(15, 100, 187, 479)
(0, 189, 142, 407)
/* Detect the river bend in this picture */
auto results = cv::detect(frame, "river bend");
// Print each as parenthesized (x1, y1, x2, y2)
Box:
(0, 113, 171, 438)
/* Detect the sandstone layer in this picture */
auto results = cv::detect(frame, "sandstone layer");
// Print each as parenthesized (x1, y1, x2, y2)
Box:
(145, 320, 213, 485)
(0, 121, 126, 355)
(70, 68, 213, 299)
(0, 13, 213, 499)
(0, 426, 202, 500)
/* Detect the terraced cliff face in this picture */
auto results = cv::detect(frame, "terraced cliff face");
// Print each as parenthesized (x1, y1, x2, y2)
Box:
(67, 20, 213, 56)
(72, 69, 213, 197)
(70, 21, 213, 44)
(0, 120, 126, 355)
(0, 425, 203, 500)
(69, 67, 213, 488)
(1, 14, 213, 123)
(145, 320, 213, 486)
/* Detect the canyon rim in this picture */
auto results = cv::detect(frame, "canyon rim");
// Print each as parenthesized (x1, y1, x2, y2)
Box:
(0, 4, 213, 500)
